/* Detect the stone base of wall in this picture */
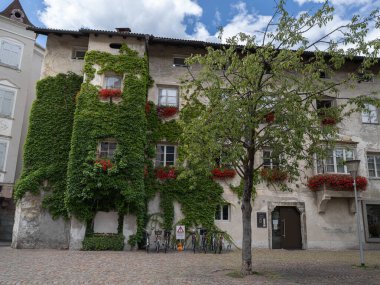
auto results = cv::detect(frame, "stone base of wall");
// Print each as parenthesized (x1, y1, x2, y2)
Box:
(11, 191, 70, 249)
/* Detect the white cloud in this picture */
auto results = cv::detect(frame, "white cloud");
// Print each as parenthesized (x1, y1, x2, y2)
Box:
(39, 0, 203, 39)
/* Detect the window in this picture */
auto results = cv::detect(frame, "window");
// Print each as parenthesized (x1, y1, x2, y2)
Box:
(317, 148, 354, 174)
(98, 141, 117, 159)
(104, 75, 122, 90)
(263, 150, 279, 169)
(0, 87, 15, 118)
(173, 57, 187, 67)
(357, 71, 374, 83)
(0, 39, 22, 69)
(158, 87, 178, 107)
(364, 203, 380, 242)
(362, 104, 378, 124)
(156, 144, 176, 166)
(72, 47, 87, 60)
(0, 140, 8, 170)
(367, 153, 380, 178)
(316, 98, 335, 113)
(215, 204, 230, 221)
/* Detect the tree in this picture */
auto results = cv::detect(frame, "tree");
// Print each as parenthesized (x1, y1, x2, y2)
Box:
(179, 0, 380, 275)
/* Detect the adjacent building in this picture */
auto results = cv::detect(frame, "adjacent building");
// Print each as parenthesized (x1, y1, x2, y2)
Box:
(11, 24, 380, 250)
(0, 0, 44, 242)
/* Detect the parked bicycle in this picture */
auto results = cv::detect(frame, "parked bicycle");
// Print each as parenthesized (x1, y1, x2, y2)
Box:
(154, 230, 162, 253)
(163, 230, 171, 253)
(145, 229, 151, 253)
(199, 228, 208, 253)
(190, 231, 197, 253)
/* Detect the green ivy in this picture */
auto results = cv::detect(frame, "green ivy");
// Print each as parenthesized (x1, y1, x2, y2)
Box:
(14, 72, 82, 218)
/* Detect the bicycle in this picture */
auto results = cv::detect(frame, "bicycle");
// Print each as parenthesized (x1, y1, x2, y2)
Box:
(200, 228, 207, 254)
(163, 230, 171, 253)
(154, 230, 162, 253)
(190, 231, 196, 253)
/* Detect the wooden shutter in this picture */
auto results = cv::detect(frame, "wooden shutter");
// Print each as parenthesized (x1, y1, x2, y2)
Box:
(0, 141, 7, 170)
(0, 40, 21, 68)
(0, 88, 15, 117)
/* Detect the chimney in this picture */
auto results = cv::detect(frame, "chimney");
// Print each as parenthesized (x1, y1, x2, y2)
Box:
(116, 28, 131, 33)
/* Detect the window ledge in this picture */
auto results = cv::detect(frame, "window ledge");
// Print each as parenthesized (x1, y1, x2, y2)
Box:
(0, 62, 20, 71)
(368, 177, 380, 180)
(362, 122, 379, 125)
(316, 189, 360, 214)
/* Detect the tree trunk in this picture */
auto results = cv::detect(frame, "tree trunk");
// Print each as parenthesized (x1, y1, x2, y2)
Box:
(241, 174, 253, 275)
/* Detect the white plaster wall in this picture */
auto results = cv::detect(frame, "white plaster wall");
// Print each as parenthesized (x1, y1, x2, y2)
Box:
(93, 211, 118, 234)
(88, 34, 145, 56)
(69, 217, 86, 250)
(42, 34, 88, 77)
(123, 214, 137, 250)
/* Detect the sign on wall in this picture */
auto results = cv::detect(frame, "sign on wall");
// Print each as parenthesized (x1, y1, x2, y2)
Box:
(257, 212, 267, 228)
(176, 225, 185, 239)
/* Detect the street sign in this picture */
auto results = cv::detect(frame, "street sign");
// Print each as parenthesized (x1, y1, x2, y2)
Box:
(176, 225, 185, 239)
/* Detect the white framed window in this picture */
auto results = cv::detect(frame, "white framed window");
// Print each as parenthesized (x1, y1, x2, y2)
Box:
(98, 140, 117, 159)
(156, 144, 176, 166)
(362, 104, 378, 124)
(317, 148, 354, 174)
(0, 86, 16, 118)
(263, 150, 279, 169)
(104, 75, 122, 90)
(0, 38, 23, 69)
(158, 87, 179, 107)
(72, 47, 87, 60)
(0, 140, 8, 171)
(367, 153, 380, 178)
(215, 204, 230, 221)
(363, 202, 380, 242)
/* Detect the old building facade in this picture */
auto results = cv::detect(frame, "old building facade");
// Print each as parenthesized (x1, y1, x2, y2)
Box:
(0, 0, 44, 242)
(11, 25, 380, 251)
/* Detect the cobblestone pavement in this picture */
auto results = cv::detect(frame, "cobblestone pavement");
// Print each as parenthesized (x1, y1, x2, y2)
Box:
(0, 247, 380, 285)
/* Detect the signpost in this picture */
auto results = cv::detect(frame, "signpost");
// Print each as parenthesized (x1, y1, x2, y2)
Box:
(176, 225, 186, 240)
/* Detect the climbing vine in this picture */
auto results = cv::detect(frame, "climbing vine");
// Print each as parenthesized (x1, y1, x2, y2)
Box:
(14, 72, 82, 218)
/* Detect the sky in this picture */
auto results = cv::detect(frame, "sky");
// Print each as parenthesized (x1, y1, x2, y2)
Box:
(1, 0, 379, 47)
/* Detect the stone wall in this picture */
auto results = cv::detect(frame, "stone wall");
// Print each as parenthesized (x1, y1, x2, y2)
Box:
(11, 191, 70, 249)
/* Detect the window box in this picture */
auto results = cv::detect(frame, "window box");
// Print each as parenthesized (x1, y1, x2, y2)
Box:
(99, 89, 122, 99)
(265, 112, 275, 123)
(260, 168, 287, 183)
(211, 168, 236, 178)
(154, 166, 176, 180)
(157, 106, 178, 118)
(321, 116, 337, 126)
(307, 173, 367, 191)
(94, 159, 113, 172)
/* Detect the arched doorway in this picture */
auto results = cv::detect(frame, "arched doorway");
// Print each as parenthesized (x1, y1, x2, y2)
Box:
(271, 206, 302, 249)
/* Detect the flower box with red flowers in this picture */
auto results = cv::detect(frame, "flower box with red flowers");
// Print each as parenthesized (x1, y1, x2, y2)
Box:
(157, 106, 178, 118)
(95, 159, 113, 172)
(99, 89, 122, 99)
(211, 168, 236, 178)
(307, 174, 367, 191)
(260, 168, 288, 183)
(155, 167, 176, 180)
(321, 116, 337, 126)
(265, 112, 275, 123)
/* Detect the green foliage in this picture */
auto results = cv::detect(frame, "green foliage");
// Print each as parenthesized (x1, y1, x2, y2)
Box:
(65, 47, 149, 223)
(82, 234, 125, 251)
(14, 72, 82, 218)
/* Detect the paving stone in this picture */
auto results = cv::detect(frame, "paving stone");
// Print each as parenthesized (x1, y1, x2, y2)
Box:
(0, 247, 379, 284)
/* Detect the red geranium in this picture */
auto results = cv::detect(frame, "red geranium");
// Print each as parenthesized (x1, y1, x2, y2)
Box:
(155, 167, 176, 180)
(307, 174, 367, 191)
(265, 112, 275, 123)
(211, 168, 236, 178)
(95, 159, 113, 172)
(157, 106, 178, 118)
(260, 168, 288, 183)
(99, 89, 122, 99)
(321, 117, 336, 126)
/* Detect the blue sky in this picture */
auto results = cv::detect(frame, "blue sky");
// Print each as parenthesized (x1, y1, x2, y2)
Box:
(1, 0, 379, 46)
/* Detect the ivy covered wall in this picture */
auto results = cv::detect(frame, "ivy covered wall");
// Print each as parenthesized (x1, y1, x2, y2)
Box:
(15, 45, 227, 248)
(14, 72, 82, 218)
